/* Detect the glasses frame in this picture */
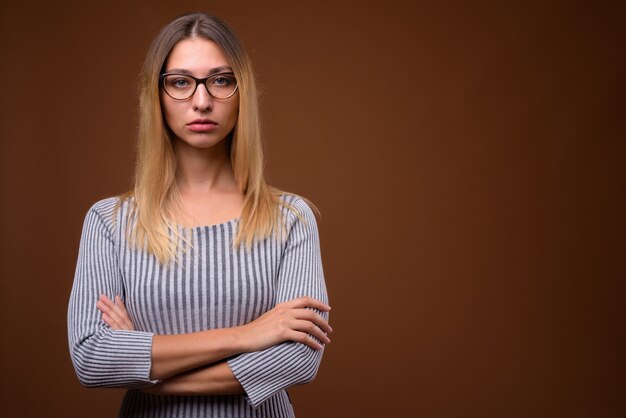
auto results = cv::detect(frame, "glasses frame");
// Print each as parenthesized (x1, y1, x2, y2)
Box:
(159, 72, 239, 100)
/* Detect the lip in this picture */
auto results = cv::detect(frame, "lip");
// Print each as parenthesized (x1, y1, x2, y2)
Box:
(187, 118, 218, 132)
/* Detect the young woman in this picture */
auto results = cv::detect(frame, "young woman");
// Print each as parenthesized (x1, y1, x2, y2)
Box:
(67, 12, 331, 418)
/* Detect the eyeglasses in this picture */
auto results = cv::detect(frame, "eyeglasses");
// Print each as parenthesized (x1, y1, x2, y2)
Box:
(159, 72, 238, 100)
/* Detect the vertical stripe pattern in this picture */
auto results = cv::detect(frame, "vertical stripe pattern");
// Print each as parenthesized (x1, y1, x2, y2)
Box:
(67, 195, 328, 417)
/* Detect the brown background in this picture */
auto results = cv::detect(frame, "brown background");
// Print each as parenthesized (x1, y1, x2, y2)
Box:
(1, 1, 624, 417)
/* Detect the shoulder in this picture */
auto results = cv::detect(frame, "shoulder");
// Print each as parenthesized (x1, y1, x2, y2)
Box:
(278, 193, 320, 233)
(87, 196, 120, 216)
(83, 196, 132, 232)
(279, 193, 318, 217)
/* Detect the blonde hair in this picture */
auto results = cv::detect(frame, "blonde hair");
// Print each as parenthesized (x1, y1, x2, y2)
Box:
(119, 12, 314, 264)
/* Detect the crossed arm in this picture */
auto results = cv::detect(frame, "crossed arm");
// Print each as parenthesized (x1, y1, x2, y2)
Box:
(69, 198, 329, 403)
(97, 294, 332, 396)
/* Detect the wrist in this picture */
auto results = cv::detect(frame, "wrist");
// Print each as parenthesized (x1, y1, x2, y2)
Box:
(230, 324, 251, 353)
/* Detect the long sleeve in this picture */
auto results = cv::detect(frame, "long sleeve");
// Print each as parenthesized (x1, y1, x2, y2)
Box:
(67, 199, 157, 388)
(227, 197, 329, 407)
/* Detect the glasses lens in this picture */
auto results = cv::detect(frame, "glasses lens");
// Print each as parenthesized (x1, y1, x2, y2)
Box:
(207, 74, 238, 99)
(162, 75, 196, 100)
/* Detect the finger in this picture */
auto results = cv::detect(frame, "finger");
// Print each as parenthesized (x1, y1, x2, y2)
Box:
(285, 297, 331, 312)
(97, 296, 135, 331)
(101, 312, 112, 325)
(113, 296, 136, 330)
(99, 294, 116, 308)
(96, 299, 105, 313)
(288, 330, 324, 350)
(299, 296, 331, 311)
(101, 313, 120, 330)
(101, 305, 134, 331)
(115, 296, 128, 311)
(98, 299, 127, 326)
(293, 319, 331, 344)
(103, 295, 126, 318)
(293, 309, 333, 333)
(113, 296, 130, 318)
(96, 300, 113, 316)
(99, 295, 119, 317)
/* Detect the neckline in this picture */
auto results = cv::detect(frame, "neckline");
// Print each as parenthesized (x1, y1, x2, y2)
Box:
(177, 217, 239, 231)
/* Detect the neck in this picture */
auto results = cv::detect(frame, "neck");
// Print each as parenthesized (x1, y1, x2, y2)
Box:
(173, 137, 238, 194)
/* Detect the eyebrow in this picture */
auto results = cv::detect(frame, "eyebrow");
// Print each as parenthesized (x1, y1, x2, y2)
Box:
(163, 66, 233, 76)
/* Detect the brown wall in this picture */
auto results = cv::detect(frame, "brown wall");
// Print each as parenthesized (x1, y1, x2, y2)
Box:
(1, 1, 624, 417)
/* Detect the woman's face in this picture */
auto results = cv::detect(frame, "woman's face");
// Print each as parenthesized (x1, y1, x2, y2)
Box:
(161, 37, 239, 150)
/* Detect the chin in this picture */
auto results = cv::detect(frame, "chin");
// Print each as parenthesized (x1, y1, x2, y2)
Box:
(175, 135, 229, 150)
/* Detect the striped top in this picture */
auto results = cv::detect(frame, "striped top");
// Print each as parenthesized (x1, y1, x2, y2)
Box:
(67, 195, 328, 417)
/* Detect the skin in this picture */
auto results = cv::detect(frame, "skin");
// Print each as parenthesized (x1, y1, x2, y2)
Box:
(163, 37, 244, 226)
(97, 37, 332, 396)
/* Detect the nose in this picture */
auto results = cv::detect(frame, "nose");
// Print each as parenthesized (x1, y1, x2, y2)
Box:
(192, 83, 213, 112)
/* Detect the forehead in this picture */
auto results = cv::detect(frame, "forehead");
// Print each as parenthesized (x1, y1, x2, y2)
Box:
(165, 37, 230, 73)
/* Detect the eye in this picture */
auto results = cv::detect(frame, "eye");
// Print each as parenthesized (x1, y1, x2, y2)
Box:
(172, 77, 191, 88)
(211, 74, 235, 87)
(164, 75, 193, 90)
(173, 79, 189, 87)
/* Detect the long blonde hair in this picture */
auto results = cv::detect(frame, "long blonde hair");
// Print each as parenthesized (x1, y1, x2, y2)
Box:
(119, 12, 312, 264)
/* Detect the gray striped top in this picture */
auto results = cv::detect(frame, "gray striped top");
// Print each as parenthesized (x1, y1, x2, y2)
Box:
(67, 194, 328, 417)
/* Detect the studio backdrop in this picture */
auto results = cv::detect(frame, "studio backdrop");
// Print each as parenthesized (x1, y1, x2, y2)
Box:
(0, 1, 624, 417)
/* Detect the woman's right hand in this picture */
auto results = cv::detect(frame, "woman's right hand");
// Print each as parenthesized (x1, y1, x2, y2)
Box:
(237, 296, 332, 351)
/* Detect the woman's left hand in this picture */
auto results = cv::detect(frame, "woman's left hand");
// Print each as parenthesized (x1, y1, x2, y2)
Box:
(96, 294, 135, 331)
